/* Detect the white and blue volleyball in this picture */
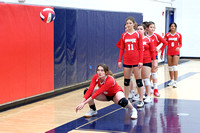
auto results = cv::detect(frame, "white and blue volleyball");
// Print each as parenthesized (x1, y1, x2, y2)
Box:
(40, 8, 55, 23)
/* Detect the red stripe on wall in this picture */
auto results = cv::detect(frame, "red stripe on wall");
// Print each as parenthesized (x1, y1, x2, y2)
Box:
(0, 3, 54, 104)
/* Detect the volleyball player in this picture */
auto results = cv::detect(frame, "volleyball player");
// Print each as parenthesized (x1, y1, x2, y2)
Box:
(137, 24, 157, 103)
(161, 22, 182, 88)
(118, 16, 144, 108)
(146, 21, 168, 97)
(75, 64, 138, 119)
(116, 24, 135, 100)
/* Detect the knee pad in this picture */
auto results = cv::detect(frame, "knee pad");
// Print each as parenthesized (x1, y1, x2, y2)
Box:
(168, 66, 173, 71)
(143, 78, 151, 86)
(173, 65, 178, 71)
(118, 98, 128, 107)
(124, 79, 130, 86)
(83, 88, 88, 95)
(136, 79, 143, 87)
(152, 72, 157, 79)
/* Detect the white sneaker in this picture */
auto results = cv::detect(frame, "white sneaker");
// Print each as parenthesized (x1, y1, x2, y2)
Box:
(132, 94, 140, 101)
(84, 109, 98, 118)
(130, 108, 138, 119)
(173, 81, 177, 88)
(167, 80, 174, 86)
(137, 101, 144, 108)
(144, 96, 152, 103)
(128, 90, 135, 99)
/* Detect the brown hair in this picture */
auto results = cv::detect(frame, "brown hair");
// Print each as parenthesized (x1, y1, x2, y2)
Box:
(146, 21, 155, 28)
(96, 64, 113, 76)
(126, 16, 137, 30)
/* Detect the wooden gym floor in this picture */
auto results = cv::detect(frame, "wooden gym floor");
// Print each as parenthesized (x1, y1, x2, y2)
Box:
(0, 59, 200, 133)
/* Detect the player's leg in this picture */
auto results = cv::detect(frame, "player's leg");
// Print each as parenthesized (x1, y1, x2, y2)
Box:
(151, 59, 160, 97)
(167, 55, 174, 86)
(123, 66, 133, 99)
(133, 66, 144, 108)
(128, 72, 135, 100)
(113, 91, 137, 119)
(141, 65, 152, 103)
(172, 55, 180, 88)
(84, 88, 107, 117)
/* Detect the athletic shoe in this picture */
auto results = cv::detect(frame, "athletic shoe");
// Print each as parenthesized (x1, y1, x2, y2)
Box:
(167, 80, 174, 86)
(130, 108, 138, 119)
(137, 101, 144, 108)
(144, 96, 152, 103)
(154, 89, 160, 97)
(84, 109, 98, 118)
(132, 94, 140, 101)
(173, 81, 177, 88)
(128, 90, 135, 99)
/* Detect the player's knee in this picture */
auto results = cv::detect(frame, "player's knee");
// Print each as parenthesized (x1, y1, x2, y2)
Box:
(168, 66, 173, 71)
(152, 72, 157, 79)
(83, 88, 88, 95)
(173, 65, 178, 71)
(118, 98, 128, 107)
(136, 79, 143, 87)
(143, 78, 150, 86)
(124, 79, 130, 86)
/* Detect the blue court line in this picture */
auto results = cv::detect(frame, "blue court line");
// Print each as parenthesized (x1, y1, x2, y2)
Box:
(45, 72, 200, 133)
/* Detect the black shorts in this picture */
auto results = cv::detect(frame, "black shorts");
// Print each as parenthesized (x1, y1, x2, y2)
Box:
(106, 96, 114, 101)
(123, 64, 138, 68)
(143, 62, 152, 68)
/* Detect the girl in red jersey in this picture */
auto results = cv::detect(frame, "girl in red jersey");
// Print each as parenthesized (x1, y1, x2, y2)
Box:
(116, 24, 136, 100)
(161, 22, 182, 88)
(137, 24, 157, 103)
(118, 16, 144, 108)
(76, 64, 137, 119)
(146, 21, 168, 97)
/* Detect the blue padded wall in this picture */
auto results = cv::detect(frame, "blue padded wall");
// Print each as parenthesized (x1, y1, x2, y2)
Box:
(54, 8, 143, 89)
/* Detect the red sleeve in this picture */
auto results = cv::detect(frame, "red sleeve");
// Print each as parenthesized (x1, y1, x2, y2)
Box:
(84, 74, 97, 100)
(178, 33, 182, 48)
(118, 35, 125, 62)
(138, 32, 143, 63)
(157, 34, 168, 55)
(150, 38, 156, 60)
(116, 38, 122, 48)
(91, 77, 114, 99)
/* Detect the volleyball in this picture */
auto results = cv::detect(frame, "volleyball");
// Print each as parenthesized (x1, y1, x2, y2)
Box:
(40, 8, 55, 23)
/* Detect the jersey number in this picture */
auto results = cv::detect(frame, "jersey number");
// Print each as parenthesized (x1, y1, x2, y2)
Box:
(128, 44, 134, 50)
(171, 42, 174, 47)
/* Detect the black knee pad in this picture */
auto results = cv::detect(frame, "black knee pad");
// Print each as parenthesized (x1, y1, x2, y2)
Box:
(124, 79, 130, 86)
(136, 79, 143, 87)
(118, 98, 128, 107)
(83, 88, 88, 95)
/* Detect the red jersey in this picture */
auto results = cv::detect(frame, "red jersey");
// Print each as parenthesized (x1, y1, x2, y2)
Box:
(147, 33, 168, 56)
(143, 36, 156, 63)
(118, 31, 143, 65)
(164, 32, 182, 55)
(84, 74, 123, 100)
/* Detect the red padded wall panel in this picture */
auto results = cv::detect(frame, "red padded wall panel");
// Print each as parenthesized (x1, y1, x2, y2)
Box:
(0, 3, 54, 104)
